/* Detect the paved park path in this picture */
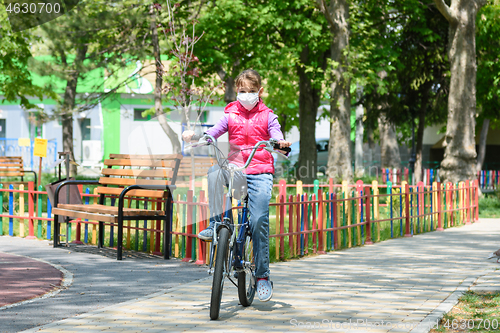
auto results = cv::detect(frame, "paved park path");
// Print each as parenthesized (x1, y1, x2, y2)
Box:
(2, 219, 500, 333)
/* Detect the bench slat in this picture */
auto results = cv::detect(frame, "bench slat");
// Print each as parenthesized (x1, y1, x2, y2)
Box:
(96, 187, 165, 198)
(103, 159, 176, 168)
(180, 160, 214, 164)
(180, 161, 214, 164)
(109, 154, 182, 160)
(179, 164, 214, 169)
(57, 204, 165, 216)
(177, 171, 210, 177)
(0, 158, 23, 162)
(52, 208, 117, 223)
(178, 166, 214, 171)
(99, 177, 171, 186)
(0, 172, 25, 177)
(101, 169, 173, 178)
(0, 164, 23, 168)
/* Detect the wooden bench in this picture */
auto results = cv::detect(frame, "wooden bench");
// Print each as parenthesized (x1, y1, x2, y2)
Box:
(0, 156, 37, 187)
(176, 156, 216, 189)
(178, 156, 216, 178)
(52, 154, 181, 260)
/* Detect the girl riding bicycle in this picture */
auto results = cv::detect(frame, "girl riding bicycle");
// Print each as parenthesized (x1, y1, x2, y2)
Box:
(182, 69, 291, 302)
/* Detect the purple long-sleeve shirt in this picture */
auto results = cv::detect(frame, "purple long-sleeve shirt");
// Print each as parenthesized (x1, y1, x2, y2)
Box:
(205, 113, 285, 141)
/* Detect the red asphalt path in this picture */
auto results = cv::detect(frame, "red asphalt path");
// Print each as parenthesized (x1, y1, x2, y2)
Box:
(0, 252, 62, 307)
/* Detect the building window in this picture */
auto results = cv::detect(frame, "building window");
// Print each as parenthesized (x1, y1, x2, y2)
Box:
(0, 119, 5, 138)
(134, 108, 207, 122)
(134, 109, 153, 121)
(82, 118, 91, 140)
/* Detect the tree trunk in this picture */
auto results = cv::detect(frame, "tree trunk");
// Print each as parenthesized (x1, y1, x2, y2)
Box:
(378, 114, 401, 170)
(354, 88, 364, 177)
(433, 0, 487, 183)
(414, 104, 426, 183)
(296, 47, 320, 184)
(476, 118, 489, 172)
(61, 44, 87, 177)
(217, 68, 236, 103)
(150, 6, 181, 154)
(322, 0, 352, 183)
(278, 113, 287, 140)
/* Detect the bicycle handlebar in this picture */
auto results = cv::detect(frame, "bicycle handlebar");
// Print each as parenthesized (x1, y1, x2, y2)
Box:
(184, 134, 291, 172)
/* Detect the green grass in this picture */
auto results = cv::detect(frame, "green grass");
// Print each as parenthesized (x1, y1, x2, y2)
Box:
(431, 290, 500, 332)
(478, 193, 500, 218)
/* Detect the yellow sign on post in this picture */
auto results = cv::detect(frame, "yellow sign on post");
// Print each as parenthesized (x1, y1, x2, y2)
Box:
(18, 138, 30, 147)
(34, 138, 48, 158)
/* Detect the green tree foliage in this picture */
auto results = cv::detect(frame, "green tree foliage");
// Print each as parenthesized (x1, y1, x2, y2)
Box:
(29, 0, 150, 174)
(0, 7, 55, 109)
(354, 1, 448, 135)
(477, 1, 500, 121)
(193, 0, 329, 182)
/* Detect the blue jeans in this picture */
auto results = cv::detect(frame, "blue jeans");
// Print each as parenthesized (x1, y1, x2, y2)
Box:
(207, 164, 273, 279)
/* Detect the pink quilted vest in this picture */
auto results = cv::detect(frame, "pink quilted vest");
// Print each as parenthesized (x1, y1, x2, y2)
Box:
(226, 100, 274, 175)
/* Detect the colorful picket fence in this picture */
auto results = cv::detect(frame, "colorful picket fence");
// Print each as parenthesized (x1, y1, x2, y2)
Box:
(381, 168, 439, 186)
(478, 170, 499, 191)
(0, 178, 479, 263)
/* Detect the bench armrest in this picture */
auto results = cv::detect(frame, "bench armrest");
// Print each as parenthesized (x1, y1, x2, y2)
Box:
(54, 180, 100, 207)
(24, 170, 37, 186)
(117, 184, 176, 211)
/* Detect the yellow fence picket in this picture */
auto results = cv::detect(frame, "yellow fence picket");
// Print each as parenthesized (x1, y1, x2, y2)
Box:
(296, 180, 303, 196)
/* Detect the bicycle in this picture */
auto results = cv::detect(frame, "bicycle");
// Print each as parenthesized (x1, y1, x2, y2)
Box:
(185, 134, 290, 320)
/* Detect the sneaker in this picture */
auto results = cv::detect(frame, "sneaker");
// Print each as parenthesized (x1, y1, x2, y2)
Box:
(256, 278, 273, 302)
(197, 226, 214, 241)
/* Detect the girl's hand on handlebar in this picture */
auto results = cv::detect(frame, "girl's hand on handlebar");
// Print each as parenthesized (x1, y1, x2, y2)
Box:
(182, 130, 195, 142)
(277, 140, 292, 148)
(273, 140, 292, 156)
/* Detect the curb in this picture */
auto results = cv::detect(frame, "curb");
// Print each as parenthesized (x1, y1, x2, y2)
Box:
(409, 268, 495, 333)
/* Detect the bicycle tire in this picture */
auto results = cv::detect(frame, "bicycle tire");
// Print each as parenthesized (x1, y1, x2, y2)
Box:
(238, 234, 256, 306)
(210, 227, 230, 320)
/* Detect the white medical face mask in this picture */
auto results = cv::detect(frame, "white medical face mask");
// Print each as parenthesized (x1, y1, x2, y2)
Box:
(237, 92, 260, 110)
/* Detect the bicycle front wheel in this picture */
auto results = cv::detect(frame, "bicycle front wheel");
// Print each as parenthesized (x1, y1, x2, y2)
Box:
(238, 234, 256, 306)
(210, 227, 230, 320)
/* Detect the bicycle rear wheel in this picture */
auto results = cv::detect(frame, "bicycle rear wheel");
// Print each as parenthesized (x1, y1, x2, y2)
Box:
(238, 234, 256, 306)
(210, 227, 230, 320)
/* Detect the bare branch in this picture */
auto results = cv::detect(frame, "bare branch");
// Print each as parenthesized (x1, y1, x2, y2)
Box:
(432, 0, 457, 24)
